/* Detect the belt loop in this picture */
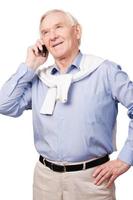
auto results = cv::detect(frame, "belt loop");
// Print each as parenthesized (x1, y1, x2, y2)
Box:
(83, 162, 86, 170)
(64, 165, 66, 172)
(43, 158, 46, 165)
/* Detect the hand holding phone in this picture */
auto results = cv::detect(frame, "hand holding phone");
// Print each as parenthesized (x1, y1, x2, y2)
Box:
(38, 45, 48, 57)
(26, 42, 48, 70)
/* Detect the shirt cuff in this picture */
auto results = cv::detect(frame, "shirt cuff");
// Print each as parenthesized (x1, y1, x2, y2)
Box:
(117, 140, 133, 166)
(16, 63, 36, 79)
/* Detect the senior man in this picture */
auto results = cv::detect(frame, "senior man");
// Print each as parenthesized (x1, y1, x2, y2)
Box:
(0, 9, 132, 200)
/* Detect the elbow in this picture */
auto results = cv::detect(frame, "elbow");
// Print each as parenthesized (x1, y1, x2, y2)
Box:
(0, 101, 23, 117)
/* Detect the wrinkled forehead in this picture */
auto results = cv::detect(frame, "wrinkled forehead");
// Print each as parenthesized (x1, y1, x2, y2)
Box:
(40, 12, 73, 30)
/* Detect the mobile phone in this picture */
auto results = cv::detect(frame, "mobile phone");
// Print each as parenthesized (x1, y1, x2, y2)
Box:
(38, 45, 48, 56)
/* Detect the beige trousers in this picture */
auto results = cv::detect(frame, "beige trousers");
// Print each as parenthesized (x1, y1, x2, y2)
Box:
(33, 161, 116, 200)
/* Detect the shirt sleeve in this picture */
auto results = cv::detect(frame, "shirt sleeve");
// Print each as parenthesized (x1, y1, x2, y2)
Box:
(0, 63, 36, 117)
(107, 61, 133, 165)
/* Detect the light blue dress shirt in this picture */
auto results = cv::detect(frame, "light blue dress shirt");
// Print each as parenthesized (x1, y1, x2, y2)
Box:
(0, 52, 133, 165)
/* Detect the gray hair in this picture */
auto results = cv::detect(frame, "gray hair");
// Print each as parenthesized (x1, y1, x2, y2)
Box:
(39, 9, 82, 45)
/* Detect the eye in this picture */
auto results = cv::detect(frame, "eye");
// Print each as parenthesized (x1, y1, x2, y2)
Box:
(44, 31, 48, 35)
(56, 25, 63, 29)
(41, 30, 49, 36)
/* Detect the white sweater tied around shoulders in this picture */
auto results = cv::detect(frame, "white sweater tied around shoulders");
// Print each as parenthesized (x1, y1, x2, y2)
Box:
(37, 54, 105, 115)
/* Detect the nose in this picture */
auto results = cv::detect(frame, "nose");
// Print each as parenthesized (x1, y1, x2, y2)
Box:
(49, 30, 58, 41)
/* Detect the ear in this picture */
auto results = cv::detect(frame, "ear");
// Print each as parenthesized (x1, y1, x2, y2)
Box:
(75, 24, 82, 40)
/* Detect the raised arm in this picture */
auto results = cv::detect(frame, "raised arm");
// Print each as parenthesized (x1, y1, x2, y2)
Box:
(0, 40, 48, 117)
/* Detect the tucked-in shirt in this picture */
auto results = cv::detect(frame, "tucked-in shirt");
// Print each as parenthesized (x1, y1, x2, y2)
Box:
(0, 52, 133, 165)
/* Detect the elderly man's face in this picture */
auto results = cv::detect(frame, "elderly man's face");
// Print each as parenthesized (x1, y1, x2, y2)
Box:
(40, 12, 81, 59)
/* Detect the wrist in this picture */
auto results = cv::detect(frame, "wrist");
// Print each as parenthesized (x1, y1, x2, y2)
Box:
(25, 61, 38, 71)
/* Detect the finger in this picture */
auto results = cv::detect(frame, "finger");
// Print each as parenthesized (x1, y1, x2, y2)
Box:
(92, 167, 102, 178)
(106, 175, 117, 188)
(93, 166, 105, 178)
(94, 169, 107, 182)
(32, 45, 40, 56)
(94, 172, 111, 185)
(36, 42, 43, 52)
(27, 46, 38, 56)
(94, 167, 110, 182)
(36, 39, 45, 51)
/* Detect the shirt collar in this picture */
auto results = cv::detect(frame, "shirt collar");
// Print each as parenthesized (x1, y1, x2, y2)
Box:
(51, 51, 83, 75)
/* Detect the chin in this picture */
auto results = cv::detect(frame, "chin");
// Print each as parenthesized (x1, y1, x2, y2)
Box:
(52, 51, 67, 59)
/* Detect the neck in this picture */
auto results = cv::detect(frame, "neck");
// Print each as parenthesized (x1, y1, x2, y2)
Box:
(55, 49, 79, 73)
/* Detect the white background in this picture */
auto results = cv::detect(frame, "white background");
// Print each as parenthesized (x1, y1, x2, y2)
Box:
(0, 0, 133, 199)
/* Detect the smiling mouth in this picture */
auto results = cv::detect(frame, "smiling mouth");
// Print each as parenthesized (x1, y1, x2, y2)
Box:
(52, 42, 63, 48)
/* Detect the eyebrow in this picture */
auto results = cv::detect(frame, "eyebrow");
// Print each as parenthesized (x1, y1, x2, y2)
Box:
(40, 22, 64, 33)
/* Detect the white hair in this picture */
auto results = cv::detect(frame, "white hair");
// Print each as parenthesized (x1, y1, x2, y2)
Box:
(40, 9, 79, 27)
